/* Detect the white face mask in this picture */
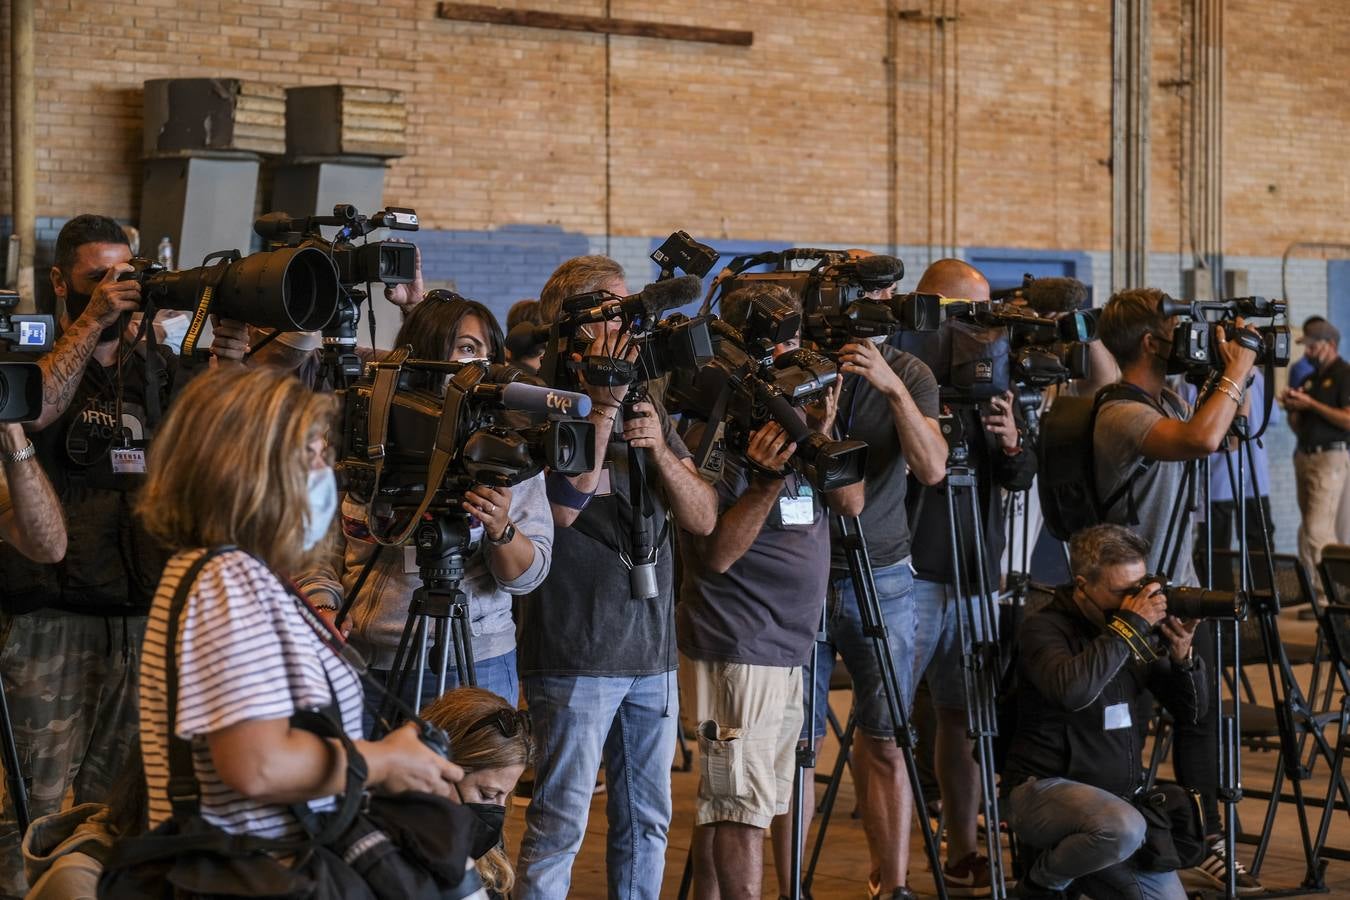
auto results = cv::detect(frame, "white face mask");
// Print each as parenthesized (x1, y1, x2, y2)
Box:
(159, 313, 190, 354)
(304, 466, 338, 551)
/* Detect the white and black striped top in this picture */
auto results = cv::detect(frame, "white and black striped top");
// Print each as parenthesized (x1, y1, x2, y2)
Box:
(140, 548, 365, 838)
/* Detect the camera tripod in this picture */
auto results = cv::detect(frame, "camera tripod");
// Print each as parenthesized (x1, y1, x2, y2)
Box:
(374, 513, 477, 734)
(790, 514, 949, 900)
(1192, 414, 1350, 897)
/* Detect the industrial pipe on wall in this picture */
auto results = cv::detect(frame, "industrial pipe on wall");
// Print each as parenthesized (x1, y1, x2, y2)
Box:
(9, 0, 37, 309)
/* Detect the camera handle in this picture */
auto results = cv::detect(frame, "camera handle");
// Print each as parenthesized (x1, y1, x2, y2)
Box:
(621, 387, 660, 601)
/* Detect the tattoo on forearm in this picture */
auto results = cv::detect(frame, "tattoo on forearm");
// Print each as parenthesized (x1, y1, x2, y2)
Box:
(37, 318, 99, 420)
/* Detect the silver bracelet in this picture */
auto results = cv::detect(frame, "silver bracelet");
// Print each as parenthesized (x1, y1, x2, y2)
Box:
(2, 441, 35, 465)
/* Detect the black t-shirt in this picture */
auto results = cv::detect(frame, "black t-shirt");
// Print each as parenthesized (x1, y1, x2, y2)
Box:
(830, 343, 941, 573)
(1293, 358, 1350, 448)
(0, 348, 176, 616)
(518, 401, 690, 677)
(676, 423, 830, 667)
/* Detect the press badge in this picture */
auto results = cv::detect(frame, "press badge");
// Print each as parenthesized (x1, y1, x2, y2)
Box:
(110, 447, 147, 475)
(1104, 702, 1133, 731)
(779, 484, 815, 526)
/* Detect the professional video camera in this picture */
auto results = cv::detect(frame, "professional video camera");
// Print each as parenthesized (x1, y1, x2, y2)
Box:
(705, 249, 939, 352)
(666, 292, 868, 492)
(337, 355, 596, 539)
(1156, 295, 1291, 376)
(1137, 574, 1249, 621)
(0, 289, 55, 422)
(937, 296, 1096, 401)
(530, 275, 714, 394)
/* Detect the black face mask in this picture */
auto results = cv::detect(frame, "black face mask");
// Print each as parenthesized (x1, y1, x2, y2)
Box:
(64, 281, 123, 344)
(463, 802, 505, 859)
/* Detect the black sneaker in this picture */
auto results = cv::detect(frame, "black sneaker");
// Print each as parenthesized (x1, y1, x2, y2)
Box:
(1182, 839, 1264, 895)
(867, 877, 918, 900)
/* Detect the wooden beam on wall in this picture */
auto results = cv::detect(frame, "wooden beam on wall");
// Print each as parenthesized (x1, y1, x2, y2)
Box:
(435, 2, 754, 47)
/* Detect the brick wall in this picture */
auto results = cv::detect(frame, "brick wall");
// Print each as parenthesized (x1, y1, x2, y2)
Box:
(2, 0, 1347, 258)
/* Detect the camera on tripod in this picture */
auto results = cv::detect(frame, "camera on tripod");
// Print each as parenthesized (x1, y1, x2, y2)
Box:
(666, 290, 868, 492)
(707, 249, 939, 353)
(1137, 574, 1249, 621)
(935, 298, 1096, 403)
(1156, 295, 1291, 376)
(337, 356, 597, 526)
(0, 289, 54, 423)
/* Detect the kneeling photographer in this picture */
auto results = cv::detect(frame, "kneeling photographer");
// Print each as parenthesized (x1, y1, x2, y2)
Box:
(1004, 525, 1204, 900)
(299, 293, 553, 709)
(1088, 287, 1262, 892)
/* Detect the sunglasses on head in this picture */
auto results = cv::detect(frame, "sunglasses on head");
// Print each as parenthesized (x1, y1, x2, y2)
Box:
(464, 708, 531, 740)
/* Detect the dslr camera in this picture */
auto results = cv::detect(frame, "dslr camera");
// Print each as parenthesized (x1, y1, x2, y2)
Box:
(707, 249, 939, 353)
(1157, 295, 1291, 376)
(666, 290, 868, 492)
(1135, 574, 1249, 621)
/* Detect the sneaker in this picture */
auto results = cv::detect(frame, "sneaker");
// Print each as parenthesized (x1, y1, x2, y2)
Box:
(1183, 839, 1265, 895)
(943, 852, 994, 898)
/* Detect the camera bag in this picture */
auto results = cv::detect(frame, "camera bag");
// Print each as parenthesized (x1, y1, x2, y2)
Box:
(1131, 781, 1208, 871)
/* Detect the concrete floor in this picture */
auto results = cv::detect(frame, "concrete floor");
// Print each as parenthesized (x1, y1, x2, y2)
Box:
(504, 609, 1350, 898)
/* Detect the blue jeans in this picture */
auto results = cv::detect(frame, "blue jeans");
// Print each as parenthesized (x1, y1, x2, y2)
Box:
(1007, 777, 1187, 899)
(912, 578, 970, 711)
(516, 671, 678, 900)
(366, 648, 518, 735)
(804, 560, 916, 741)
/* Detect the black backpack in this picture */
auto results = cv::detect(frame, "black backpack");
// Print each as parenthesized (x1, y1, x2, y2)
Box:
(1037, 382, 1169, 542)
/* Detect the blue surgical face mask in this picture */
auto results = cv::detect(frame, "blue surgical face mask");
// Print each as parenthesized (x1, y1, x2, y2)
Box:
(304, 466, 338, 551)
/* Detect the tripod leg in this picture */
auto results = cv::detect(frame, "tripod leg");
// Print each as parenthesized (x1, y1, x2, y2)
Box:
(805, 710, 855, 897)
(0, 677, 29, 837)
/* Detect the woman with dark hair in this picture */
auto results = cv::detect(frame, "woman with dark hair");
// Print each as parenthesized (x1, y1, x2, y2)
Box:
(421, 687, 533, 898)
(300, 292, 552, 710)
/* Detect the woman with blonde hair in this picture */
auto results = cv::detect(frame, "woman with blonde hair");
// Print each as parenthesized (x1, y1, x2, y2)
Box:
(421, 687, 534, 897)
(135, 366, 461, 842)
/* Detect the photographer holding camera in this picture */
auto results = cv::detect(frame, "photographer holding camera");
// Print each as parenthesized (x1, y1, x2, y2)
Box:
(1004, 524, 1204, 899)
(515, 255, 717, 900)
(675, 284, 856, 900)
(778, 261, 948, 900)
(299, 293, 553, 707)
(0, 215, 247, 894)
(1093, 286, 1261, 892)
(899, 259, 1037, 897)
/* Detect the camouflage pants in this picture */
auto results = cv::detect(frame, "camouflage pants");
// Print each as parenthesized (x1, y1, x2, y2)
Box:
(0, 610, 144, 896)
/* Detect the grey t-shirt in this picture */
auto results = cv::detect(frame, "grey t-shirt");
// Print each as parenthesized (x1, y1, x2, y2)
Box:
(1093, 387, 1198, 586)
(519, 403, 690, 677)
(676, 423, 830, 667)
(830, 343, 941, 573)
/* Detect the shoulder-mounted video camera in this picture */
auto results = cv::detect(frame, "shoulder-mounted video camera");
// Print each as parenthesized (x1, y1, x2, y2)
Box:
(705, 249, 939, 353)
(666, 292, 868, 492)
(336, 354, 595, 544)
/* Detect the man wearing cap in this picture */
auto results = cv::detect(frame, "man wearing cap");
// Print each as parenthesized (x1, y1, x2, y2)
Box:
(1280, 319, 1350, 597)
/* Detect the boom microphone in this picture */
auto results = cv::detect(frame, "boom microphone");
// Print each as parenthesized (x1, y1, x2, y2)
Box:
(627, 274, 703, 318)
(473, 381, 592, 418)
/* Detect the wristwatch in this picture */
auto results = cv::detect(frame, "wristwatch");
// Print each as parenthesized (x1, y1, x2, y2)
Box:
(487, 521, 517, 546)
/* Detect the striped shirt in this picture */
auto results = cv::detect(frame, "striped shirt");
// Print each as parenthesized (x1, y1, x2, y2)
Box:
(140, 548, 365, 838)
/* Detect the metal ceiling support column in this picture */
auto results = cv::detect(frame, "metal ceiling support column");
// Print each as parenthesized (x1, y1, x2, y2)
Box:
(1111, 0, 1150, 292)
